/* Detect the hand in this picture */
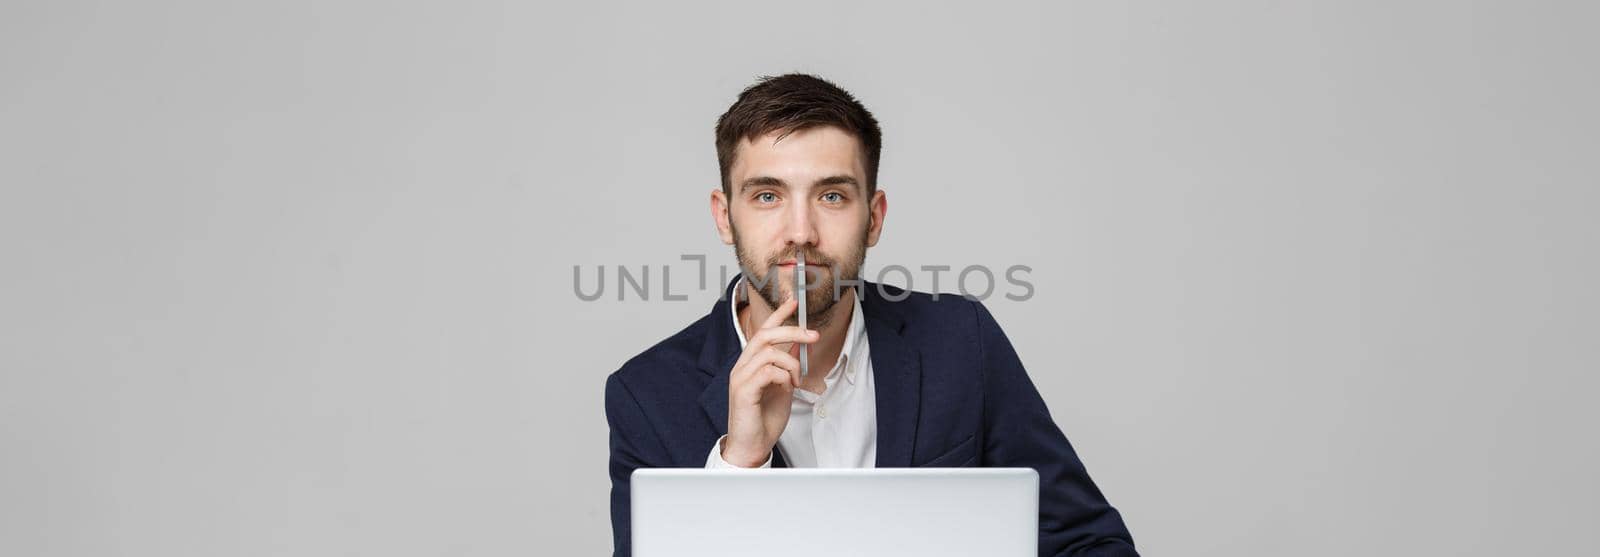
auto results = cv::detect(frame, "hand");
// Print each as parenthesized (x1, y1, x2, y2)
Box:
(723, 297, 817, 467)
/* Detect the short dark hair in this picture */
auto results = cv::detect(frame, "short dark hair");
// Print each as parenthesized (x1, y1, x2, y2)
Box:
(715, 74, 883, 197)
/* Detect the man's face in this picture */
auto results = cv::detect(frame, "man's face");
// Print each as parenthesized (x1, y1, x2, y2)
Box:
(712, 125, 887, 327)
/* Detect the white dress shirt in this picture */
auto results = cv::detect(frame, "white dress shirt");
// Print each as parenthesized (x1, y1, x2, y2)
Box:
(705, 278, 877, 469)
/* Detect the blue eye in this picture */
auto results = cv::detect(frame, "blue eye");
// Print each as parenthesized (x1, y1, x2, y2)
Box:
(756, 192, 778, 203)
(822, 192, 843, 203)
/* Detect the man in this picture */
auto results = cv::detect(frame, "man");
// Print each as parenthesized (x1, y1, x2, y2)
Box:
(604, 74, 1137, 556)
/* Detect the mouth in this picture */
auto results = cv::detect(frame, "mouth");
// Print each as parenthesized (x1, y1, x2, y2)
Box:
(774, 260, 825, 270)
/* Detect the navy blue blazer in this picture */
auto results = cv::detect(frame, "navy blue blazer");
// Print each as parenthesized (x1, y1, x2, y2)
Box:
(604, 276, 1137, 556)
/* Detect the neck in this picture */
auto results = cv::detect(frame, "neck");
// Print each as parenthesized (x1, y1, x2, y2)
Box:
(738, 283, 856, 393)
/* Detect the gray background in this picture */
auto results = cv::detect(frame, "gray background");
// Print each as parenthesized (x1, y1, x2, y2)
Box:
(2, 0, 1596, 555)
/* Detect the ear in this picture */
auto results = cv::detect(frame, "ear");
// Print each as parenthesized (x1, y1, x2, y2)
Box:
(865, 188, 887, 247)
(711, 187, 735, 245)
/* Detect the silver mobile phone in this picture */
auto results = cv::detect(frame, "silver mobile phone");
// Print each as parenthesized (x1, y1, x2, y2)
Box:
(796, 251, 808, 378)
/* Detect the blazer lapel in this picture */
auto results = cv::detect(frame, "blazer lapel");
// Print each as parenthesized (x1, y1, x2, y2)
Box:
(698, 277, 742, 439)
(861, 282, 923, 468)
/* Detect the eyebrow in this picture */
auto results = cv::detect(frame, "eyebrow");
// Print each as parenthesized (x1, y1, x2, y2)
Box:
(739, 175, 861, 193)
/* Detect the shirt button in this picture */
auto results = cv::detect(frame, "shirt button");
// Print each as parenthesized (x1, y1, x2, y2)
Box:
(818, 405, 828, 419)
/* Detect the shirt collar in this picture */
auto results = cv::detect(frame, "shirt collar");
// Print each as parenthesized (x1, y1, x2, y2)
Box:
(730, 275, 867, 385)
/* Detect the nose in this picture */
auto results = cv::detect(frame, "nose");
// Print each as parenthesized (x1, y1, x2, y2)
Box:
(784, 196, 818, 253)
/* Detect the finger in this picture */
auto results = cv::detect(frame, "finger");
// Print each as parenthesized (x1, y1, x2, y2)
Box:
(755, 346, 802, 388)
(731, 312, 802, 370)
(736, 347, 800, 388)
(732, 366, 791, 405)
(732, 342, 801, 385)
(732, 326, 808, 376)
(749, 325, 818, 350)
(760, 365, 794, 394)
(760, 296, 799, 330)
(735, 362, 794, 401)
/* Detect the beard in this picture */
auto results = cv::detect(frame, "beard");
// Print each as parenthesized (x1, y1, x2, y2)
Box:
(731, 222, 868, 330)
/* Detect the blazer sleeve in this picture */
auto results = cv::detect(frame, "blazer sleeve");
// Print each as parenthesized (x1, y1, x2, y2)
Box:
(605, 372, 668, 557)
(973, 301, 1140, 557)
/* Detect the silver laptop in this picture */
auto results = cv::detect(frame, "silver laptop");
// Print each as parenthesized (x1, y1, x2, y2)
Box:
(631, 468, 1038, 556)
